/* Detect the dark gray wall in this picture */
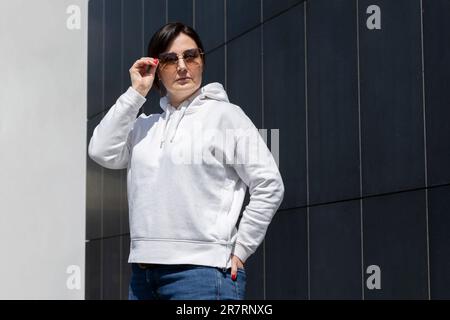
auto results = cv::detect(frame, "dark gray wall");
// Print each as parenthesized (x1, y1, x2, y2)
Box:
(86, 0, 450, 299)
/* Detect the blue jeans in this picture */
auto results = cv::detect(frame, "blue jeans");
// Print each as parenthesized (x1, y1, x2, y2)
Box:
(128, 263, 247, 300)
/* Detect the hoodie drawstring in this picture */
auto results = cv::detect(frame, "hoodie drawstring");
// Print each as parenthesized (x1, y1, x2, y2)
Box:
(159, 104, 189, 148)
(160, 109, 172, 148)
(159, 89, 203, 148)
(169, 106, 188, 143)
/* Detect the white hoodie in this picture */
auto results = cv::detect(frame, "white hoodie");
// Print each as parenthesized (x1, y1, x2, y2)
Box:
(88, 82, 285, 269)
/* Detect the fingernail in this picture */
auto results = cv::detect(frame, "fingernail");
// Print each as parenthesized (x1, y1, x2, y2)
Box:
(231, 273, 237, 281)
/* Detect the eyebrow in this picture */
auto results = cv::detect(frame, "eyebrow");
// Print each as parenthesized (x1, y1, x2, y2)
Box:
(162, 48, 198, 54)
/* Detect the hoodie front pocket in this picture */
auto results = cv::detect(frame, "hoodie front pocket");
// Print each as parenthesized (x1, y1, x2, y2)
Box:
(215, 179, 234, 242)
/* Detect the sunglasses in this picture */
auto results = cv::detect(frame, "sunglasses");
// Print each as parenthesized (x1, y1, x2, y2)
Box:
(157, 48, 204, 69)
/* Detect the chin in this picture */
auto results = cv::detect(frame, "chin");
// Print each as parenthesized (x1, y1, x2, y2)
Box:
(175, 81, 198, 90)
(166, 79, 202, 95)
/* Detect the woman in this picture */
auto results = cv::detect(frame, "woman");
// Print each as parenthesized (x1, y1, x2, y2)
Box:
(88, 22, 284, 300)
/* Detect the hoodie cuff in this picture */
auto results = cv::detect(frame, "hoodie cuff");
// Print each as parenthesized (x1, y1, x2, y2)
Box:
(124, 86, 147, 109)
(231, 242, 252, 264)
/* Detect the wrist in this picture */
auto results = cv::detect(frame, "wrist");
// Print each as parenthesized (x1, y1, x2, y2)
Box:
(132, 85, 148, 97)
(232, 242, 251, 264)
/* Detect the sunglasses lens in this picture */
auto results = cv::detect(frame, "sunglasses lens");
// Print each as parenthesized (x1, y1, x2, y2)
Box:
(158, 48, 203, 68)
(159, 53, 177, 65)
(183, 49, 200, 61)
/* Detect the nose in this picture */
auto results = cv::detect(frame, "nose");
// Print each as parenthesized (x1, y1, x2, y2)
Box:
(177, 57, 187, 71)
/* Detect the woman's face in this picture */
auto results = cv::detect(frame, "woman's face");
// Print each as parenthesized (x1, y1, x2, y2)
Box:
(157, 33, 204, 105)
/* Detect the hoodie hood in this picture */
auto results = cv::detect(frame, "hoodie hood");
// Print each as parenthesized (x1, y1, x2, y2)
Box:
(158, 82, 229, 148)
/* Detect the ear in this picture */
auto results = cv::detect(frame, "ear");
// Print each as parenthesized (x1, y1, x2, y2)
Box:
(156, 71, 163, 85)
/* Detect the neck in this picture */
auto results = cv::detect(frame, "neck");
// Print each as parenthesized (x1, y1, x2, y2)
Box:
(168, 87, 201, 109)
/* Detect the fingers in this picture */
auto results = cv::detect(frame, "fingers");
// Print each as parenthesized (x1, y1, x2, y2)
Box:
(129, 57, 159, 96)
(136, 57, 158, 67)
(145, 58, 159, 74)
(231, 262, 237, 281)
(230, 254, 246, 281)
(230, 254, 243, 281)
(129, 57, 159, 74)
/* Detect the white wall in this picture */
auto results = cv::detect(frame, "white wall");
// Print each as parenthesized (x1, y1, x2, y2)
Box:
(0, 0, 87, 299)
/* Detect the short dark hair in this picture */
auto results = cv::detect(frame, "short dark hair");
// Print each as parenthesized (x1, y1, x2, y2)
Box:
(147, 22, 205, 96)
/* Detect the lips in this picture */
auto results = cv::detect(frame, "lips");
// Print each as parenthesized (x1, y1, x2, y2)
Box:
(176, 77, 191, 81)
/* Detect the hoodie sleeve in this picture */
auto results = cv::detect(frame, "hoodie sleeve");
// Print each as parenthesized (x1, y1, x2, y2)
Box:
(88, 86, 146, 170)
(229, 113, 285, 264)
